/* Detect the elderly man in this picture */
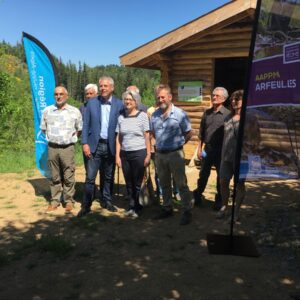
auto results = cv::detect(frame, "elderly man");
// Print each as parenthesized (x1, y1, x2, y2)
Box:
(151, 84, 193, 225)
(78, 76, 124, 217)
(80, 83, 98, 117)
(193, 87, 231, 210)
(41, 86, 82, 212)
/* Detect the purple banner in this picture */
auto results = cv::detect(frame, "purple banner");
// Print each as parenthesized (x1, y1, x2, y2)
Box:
(249, 53, 299, 106)
(240, 0, 300, 181)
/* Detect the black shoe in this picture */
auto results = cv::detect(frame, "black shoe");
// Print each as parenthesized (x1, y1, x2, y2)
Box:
(193, 189, 203, 206)
(77, 206, 91, 218)
(106, 203, 117, 212)
(153, 209, 173, 220)
(99, 200, 107, 208)
(180, 210, 192, 225)
(213, 201, 222, 211)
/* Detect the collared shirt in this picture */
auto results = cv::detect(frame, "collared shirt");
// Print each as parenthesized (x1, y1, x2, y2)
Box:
(100, 96, 112, 139)
(151, 104, 191, 151)
(199, 105, 231, 150)
(40, 104, 82, 145)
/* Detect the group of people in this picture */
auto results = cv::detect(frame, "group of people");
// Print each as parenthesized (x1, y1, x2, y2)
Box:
(41, 76, 245, 225)
(193, 87, 245, 220)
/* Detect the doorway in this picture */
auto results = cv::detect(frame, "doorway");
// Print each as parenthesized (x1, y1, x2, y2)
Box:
(214, 57, 248, 107)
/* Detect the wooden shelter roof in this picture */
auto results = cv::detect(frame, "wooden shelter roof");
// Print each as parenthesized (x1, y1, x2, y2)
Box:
(120, 0, 257, 69)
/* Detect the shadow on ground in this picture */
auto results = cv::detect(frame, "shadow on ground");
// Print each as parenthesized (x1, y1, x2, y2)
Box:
(0, 180, 299, 299)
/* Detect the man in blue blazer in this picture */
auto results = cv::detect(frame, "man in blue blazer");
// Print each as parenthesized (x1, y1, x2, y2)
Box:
(78, 76, 124, 217)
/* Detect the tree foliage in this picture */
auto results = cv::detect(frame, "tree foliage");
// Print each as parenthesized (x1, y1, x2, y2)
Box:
(0, 40, 160, 154)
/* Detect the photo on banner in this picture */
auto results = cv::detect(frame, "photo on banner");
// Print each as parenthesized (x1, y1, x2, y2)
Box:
(240, 0, 300, 180)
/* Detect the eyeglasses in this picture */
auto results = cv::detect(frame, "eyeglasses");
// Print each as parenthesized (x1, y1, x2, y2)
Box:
(124, 98, 135, 101)
(212, 94, 223, 98)
(54, 93, 65, 96)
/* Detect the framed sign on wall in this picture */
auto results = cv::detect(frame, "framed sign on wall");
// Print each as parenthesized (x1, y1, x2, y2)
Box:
(178, 81, 203, 102)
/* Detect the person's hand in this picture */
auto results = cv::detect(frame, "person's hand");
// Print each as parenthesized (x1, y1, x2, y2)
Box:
(83, 144, 91, 158)
(116, 156, 122, 168)
(144, 154, 151, 167)
(197, 148, 202, 160)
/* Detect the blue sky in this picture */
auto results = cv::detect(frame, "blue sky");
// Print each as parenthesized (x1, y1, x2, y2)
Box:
(0, 0, 229, 67)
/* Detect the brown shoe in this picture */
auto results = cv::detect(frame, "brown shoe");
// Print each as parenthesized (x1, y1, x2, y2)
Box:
(65, 203, 74, 212)
(46, 204, 58, 212)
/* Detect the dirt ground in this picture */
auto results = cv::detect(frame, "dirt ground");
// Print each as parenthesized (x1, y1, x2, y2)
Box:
(0, 165, 299, 300)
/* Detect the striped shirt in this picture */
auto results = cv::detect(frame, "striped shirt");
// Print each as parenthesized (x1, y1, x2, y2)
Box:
(116, 111, 150, 151)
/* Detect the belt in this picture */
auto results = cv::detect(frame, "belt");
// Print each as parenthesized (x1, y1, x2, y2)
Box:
(156, 146, 183, 154)
(99, 138, 108, 144)
(48, 142, 74, 148)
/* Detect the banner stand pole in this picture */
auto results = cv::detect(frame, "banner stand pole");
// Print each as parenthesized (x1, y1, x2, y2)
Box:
(206, 178, 260, 257)
(206, 0, 262, 257)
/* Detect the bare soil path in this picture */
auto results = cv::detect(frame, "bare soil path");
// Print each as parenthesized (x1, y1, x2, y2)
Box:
(0, 166, 299, 299)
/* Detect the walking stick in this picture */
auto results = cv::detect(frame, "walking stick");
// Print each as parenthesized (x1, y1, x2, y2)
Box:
(117, 166, 120, 196)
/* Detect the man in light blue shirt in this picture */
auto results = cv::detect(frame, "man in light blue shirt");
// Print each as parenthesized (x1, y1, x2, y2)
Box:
(79, 76, 124, 217)
(100, 97, 111, 139)
(151, 84, 193, 225)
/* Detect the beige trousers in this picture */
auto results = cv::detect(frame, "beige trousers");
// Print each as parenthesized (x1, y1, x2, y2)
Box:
(48, 144, 76, 206)
(155, 149, 192, 211)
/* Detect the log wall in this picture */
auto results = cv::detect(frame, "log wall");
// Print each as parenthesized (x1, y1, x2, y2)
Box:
(165, 24, 253, 158)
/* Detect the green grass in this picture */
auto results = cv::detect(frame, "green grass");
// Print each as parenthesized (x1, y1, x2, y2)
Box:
(0, 145, 83, 173)
(0, 151, 35, 173)
(3, 204, 17, 209)
(31, 197, 46, 208)
(34, 197, 45, 203)
(2, 201, 17, 209)
(0, 234, 74, 266)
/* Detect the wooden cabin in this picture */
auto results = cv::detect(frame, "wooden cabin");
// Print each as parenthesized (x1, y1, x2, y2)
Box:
(120, 0, 257, 160)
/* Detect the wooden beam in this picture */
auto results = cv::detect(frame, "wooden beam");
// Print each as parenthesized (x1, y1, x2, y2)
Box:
(172, 64, 213, 71)
(172, 48, 250, 59)
(182, 40, 251, 51)
(167, 10, 254, 52)
(173, 58, 213, 65)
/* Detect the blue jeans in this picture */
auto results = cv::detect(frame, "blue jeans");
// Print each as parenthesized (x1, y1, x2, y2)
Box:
(83, 141, 115, 207)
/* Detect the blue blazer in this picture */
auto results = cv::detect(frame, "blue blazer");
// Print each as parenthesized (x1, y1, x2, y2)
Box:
(81, 95, 124, 155)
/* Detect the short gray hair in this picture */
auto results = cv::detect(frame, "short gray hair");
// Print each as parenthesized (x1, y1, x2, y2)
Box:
(99, 76, 114, 87)
(84, 83, 98, 94)
(122, 90, 141, 107)
(126, 85, 140, 94)
(213, 87, 228, 100)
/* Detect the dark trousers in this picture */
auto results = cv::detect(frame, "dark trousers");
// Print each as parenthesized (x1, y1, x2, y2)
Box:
(121, 149, 146, 211)
(197, 149, 222, 204)
(83, 141, 115, 207)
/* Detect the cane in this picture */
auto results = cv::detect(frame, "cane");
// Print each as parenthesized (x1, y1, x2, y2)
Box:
(117, 166, 120, 196)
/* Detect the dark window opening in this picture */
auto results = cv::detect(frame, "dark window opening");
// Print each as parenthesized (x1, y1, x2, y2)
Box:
(214, 57, 248, 107)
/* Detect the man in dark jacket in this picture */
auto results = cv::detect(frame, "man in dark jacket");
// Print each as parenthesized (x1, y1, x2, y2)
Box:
(193, 87, 231, 211)
(78, 76, 124, 217)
